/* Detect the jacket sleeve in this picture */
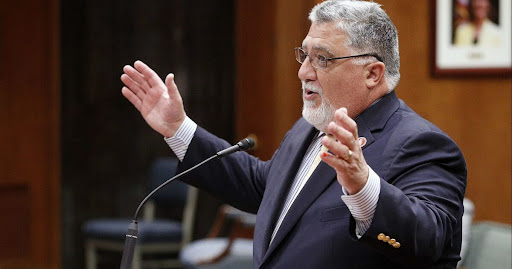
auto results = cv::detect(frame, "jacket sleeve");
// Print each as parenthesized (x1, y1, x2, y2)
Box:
(358, 130, 467, 266)
(175, 126, 271, 214)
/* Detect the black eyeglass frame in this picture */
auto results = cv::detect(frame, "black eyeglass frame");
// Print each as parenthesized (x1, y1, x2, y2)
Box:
(294, 47, 383, 68)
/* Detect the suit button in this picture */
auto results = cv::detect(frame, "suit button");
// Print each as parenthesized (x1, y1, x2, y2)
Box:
(392, 242, 401, 248)
(377, 233, 385, 241)
(388, 238, 396, 245)
(383, 236, 390, 242)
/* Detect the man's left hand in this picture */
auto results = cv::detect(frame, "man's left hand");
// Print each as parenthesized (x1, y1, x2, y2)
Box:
(320, 107, 369, 194)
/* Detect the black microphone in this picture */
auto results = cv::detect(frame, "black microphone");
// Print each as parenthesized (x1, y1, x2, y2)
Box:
(120, 137, 255, 269)
(216, 138, 255, 158)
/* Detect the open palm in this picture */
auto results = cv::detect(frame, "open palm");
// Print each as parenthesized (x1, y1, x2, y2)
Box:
(121, 60, 186, 138)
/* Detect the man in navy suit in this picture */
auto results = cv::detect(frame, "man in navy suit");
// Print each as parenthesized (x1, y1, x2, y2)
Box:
(121, 1, 467, 268)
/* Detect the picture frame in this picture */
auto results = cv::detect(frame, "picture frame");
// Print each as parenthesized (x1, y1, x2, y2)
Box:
(431, 0, 511, 77)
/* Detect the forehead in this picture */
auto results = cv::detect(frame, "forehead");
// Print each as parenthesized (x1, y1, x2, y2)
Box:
(302, 22, 347, 54)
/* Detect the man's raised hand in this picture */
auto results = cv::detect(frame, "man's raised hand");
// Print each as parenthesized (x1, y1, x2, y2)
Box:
(121, 60, 186, 138)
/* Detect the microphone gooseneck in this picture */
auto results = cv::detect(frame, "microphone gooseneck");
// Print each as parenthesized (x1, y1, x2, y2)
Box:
(132, 137, 255, 220)
(120, 137, 255, 269)
(132, 154, 217, 221)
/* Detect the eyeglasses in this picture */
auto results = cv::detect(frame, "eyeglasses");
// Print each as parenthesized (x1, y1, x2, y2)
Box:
(294, 47, 382, 69)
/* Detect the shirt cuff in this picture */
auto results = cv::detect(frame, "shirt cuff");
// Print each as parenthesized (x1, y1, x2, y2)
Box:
(164, 117, 197, 161)
(341, 165, 381, 236)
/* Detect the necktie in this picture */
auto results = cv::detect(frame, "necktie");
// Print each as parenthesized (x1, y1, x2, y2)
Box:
(303, 139, 329, 180)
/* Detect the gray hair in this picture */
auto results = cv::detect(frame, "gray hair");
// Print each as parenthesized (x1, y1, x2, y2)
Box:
(309, 0, 400, 91)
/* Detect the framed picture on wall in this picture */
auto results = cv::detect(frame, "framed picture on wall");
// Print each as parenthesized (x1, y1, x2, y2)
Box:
(432, 0, 511, 76)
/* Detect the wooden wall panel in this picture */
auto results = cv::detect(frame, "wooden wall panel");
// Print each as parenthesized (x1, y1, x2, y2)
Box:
(236, 0, 278, 159)
(273, 0, 316, 146)
(0, 183, 31, 259)
(236, 0, 315, 159)
(0, 0, 60, 267)
(237, 0, 511, 224)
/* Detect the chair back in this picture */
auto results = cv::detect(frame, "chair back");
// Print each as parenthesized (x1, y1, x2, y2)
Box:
(83, 156, 197, 269)
(148, 157, 197, 244)
(149, 157, 188, 207)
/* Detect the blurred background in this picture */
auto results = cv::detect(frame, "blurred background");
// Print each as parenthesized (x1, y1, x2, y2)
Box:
(0, 0, 510, 268)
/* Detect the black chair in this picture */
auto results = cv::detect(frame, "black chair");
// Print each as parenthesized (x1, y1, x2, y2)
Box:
(83, 157, 198, 269)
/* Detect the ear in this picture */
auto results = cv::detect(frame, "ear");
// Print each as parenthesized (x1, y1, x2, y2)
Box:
(364, 62, 385, 89)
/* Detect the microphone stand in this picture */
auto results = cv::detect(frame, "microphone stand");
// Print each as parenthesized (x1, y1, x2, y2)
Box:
(119, 138, 255, 269)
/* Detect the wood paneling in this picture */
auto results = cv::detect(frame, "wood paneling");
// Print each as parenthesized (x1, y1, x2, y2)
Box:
(235, 0, 278, 159)
(0, 183, 31, 259)
(236, 0, 315, 159)
(0, 0, 60, 267)
(236, 0, 511, 224)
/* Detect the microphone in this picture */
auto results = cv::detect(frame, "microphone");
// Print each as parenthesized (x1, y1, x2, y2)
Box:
(120, 137, 255, 269)
(216, 138, 255, 158)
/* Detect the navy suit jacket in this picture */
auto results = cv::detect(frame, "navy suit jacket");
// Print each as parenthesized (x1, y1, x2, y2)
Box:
(178, 91, 467, 268)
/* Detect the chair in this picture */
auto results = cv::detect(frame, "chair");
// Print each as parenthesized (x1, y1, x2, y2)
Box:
(83, 157, 198, 269)
(180, 204, 256, 269)
(459, 221, 511, 269)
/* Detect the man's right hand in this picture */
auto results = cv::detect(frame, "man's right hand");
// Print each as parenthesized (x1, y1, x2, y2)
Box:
(121, 60, 186, 138)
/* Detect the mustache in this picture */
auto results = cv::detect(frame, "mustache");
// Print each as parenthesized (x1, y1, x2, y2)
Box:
(302, 81, 323, 94)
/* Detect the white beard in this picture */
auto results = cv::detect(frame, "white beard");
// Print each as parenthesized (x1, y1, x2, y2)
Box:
(301, 81, 337, 132)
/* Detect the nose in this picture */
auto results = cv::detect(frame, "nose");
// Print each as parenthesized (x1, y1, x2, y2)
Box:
(298, 56, 317, 82)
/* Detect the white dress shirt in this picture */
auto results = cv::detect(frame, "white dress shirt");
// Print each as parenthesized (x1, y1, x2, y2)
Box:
(165, 116, 381, 239)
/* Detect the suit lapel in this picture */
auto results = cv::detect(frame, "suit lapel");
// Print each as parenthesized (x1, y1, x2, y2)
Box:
(263, 161, 336, 261)
(356, 91, 400, 138)
(355, 117, 375, 150)
(253, 120, 317, 264)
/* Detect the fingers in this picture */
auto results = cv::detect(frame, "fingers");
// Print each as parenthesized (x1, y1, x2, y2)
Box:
(321, 135, 353, 162)
(165, 73, 178, 98)
(121, 73, 146, 101)
(122, 64, 151, 92)
(121, 86, 142, 111)
(321, 107, 369, 194)
(327, 108, 359, 149)
(121, 60, 165, 96)
(327, 122, 356, 153)
(334, 108, 358, 140)
(320, 150, 350, 171)
(121, 60, 170, 110)
(133, 60, 165, 88)
(321, 107, 360, 163)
